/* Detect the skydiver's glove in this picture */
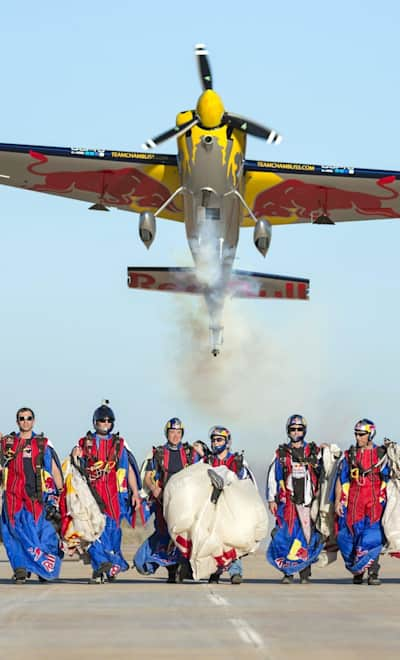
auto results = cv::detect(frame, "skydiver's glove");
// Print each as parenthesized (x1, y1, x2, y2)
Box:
(193, 441, 212, 460)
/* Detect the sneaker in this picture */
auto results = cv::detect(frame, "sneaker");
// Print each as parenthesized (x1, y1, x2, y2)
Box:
(88, 570, 105, 585)
(367, 573, 381, 586)
(12, 568, 27, 585)
(230, 574, 242, 585)
(281, 574, 294, 584)
(352, 573, 364, 585)
(208, 572, 220, 584)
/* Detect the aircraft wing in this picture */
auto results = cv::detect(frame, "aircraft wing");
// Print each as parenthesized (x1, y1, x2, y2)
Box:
(243, 159, 400, 226)
(0, 143, 184, 220)
(127, 267, 309, 299)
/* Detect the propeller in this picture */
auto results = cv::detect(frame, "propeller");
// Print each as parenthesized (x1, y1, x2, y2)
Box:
(141, 43, 282, 148)
(142, 118, 198, 150)
(224, 112, 282, 144)
(195, 43, 213, 90)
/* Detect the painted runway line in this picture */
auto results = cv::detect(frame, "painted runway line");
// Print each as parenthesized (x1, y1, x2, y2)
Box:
(207, 590, 230, 607)
(229, 618, 265, 650)
(205, 585, 266, 652)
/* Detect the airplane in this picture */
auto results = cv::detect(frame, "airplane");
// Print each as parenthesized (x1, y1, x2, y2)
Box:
(1, 44, 400, 355)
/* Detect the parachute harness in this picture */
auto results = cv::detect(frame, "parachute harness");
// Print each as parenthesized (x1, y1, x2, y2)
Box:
(348, 445, 387, 487)
(87, 460, 116, 482)
(83, 432, 121, 482)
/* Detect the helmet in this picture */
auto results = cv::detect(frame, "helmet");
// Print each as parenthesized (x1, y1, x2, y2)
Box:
(354, 418, 376, 441)
(93, 400, 115, 432)
(286, 414, 307, 440)
(209, 425, 231, 454)
(164, 417, 184, 439)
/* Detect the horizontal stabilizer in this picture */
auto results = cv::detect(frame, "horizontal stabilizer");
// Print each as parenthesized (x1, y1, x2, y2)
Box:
(127, 267, 309, 300)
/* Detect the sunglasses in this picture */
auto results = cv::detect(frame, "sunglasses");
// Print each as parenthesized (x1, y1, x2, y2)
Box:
(18, 416, 33, 422)
(289, 427, 304, 432)
(97, 417, 112, 423)
(355, 431, 368, 437)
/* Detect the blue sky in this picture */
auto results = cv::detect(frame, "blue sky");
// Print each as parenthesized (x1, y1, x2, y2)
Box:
(1, 1, 399, 476)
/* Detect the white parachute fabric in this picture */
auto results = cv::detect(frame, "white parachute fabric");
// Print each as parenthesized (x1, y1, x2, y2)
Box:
(163, 462, 268, 580)
(62, 458, 106, 552)
(382, 441, 400, 554)
(139, 451, 154, 497)
(314, 443, 342, 567)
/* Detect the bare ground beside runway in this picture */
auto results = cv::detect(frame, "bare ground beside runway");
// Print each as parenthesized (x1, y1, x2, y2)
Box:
(0, 527, 399, 660)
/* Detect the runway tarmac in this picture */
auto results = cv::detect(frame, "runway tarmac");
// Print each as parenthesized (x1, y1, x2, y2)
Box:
(0, 541, 399, 660)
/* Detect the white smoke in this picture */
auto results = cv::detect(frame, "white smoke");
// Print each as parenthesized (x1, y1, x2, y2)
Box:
(168, 224, 367, 482)
(170, 292, 365, 487)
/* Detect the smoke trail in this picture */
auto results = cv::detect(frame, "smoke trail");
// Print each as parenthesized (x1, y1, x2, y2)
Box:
(173, 296, 319, 420)
(170, 291, 367, 481)
(169, 227, 371, 471)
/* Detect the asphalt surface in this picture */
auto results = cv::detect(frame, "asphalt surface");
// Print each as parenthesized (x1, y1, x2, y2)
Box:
(0, 541, 399, 660)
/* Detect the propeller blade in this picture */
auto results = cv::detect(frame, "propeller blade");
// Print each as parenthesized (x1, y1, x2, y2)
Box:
(226, 112, 282, 144)
(142, 118, 199, 150)
(195, 43, 213, 90)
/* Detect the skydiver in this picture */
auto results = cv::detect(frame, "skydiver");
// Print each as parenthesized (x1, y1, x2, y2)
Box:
(206, 425, 252, 585)
(133, 418, 201, 583)
(0, 407, 64, 584)
(71, 401, 141, 584)
(266, 415, 324, 584)
(335, 419, 388, 585)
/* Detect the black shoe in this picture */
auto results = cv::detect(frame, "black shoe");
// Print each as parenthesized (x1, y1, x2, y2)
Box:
(176, 561, 193, 583)
(106, 574, 117, 583)
(230, 574, 242, 585)
(367, 573, 381, 586)
(299, 567, 311, 584)
(98, 561, 113, 574)
(88, 570, 105, 585)
(352, 573, 364, 585)
(167, 566, 178, 584)
(208, 572, 220, 584)
(13, 568, 27, 584)
(281, 574, 294, 584)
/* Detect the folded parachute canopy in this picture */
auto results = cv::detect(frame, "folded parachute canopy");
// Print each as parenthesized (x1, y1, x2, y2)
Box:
(163, 462, 268, 580)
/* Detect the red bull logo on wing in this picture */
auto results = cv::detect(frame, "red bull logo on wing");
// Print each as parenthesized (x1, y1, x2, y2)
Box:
(27, 151, 181, 212)
(253, 176, 399, 221)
